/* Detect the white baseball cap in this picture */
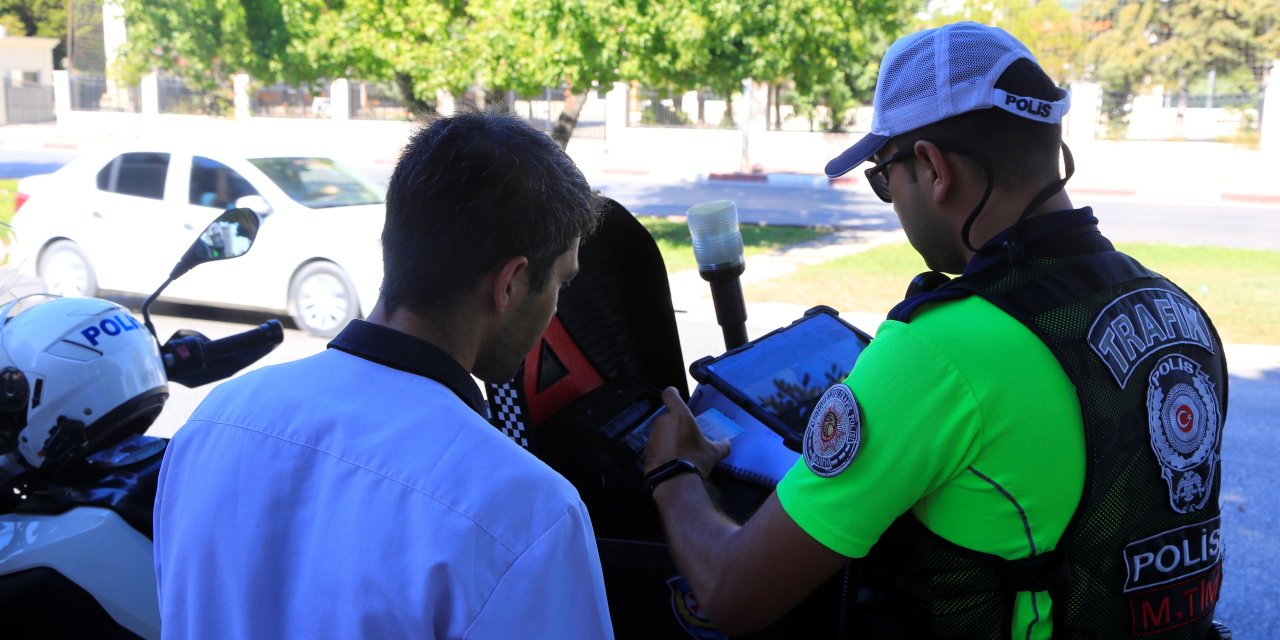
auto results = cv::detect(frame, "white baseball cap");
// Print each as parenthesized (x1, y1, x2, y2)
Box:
(825, 21, 1071, 178)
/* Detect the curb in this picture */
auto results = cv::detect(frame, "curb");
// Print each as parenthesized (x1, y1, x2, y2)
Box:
(706, 172, 860, 190)
(1223, 193, 1280, 205)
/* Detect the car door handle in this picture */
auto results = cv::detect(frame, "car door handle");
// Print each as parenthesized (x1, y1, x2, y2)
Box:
(184, 223, 196, 230)
(92, 211, 105, 218)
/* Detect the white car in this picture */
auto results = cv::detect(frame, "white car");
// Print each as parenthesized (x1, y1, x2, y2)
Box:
(10, 145, 385, 338)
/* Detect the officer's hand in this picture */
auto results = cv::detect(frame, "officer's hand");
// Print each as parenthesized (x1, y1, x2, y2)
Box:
(643, 387, 731, 478)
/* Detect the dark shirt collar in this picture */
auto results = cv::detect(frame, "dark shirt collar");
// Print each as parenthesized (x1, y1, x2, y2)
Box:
(328, 320, 487, 417)
(963, 206, 1100, 277)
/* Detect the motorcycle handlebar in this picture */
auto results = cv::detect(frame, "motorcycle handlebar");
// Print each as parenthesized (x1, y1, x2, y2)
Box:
(162, 320, 284, 388)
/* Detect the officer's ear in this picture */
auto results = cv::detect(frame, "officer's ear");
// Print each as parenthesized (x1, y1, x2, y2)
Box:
(913, 140, 956, 205)
(488, 256, 530, 315)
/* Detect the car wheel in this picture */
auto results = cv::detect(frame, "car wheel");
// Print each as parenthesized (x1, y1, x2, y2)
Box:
(37, 240, 98, 298)
(289, 262, 359, 339)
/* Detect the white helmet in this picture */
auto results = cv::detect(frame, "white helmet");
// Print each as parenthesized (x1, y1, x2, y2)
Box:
(0, 296, 168, 472)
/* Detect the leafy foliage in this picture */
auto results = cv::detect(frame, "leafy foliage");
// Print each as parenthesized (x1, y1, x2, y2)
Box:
(917, 0, 1085, 84)
(1083, 0, 1280, 135)
(108, 0, 913, 134)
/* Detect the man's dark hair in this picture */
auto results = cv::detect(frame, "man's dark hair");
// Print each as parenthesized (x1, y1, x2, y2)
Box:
(381, 111, 603, 316)
(893, 59, 1063, 186)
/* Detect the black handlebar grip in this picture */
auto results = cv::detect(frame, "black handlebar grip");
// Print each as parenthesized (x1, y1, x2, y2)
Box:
(163, 320, 285, 388)
(202, 320, 284, 363)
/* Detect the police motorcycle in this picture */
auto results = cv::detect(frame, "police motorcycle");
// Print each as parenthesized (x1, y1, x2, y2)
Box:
(0, 208, 284, 639)
(486, 198, 1233, 640)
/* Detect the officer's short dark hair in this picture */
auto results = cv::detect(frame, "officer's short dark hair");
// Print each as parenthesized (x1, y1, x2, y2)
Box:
(892, 59, 1064, 186)
(381, 111, 603, 316)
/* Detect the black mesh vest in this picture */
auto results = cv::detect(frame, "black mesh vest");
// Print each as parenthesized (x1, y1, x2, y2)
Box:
(854, 209, 1228, 639)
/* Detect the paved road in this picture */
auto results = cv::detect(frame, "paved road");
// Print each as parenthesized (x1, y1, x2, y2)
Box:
(592, 177, 1280, 251)
(5, 149, 1280, 252)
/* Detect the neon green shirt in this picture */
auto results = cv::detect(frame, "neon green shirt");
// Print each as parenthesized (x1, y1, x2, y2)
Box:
(777, 296, 1085, 640)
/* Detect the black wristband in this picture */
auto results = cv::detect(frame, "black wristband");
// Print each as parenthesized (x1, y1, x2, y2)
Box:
(645, 458, 700, 493)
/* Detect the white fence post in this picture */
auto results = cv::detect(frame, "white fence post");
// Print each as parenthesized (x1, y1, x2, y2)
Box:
(53, 69, 71, 122)
(435, 89, 455, 116)
(604, 81, 628, 147)
(233, 73, 251, 120)
(1067, 82, 1101, 145)
(330, 78, 350, 120)
(1262, 62, 1279, 154)
(141, 72, 160, 115)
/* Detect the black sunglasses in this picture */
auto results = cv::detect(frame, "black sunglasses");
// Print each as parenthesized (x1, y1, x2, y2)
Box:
(863, 141, 993, 204)
(863, 149, 915, 203)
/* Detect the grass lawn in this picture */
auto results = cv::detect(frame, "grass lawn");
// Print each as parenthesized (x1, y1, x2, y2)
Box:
(746, 240, 1280, 346)
(0, 179, 17, 264)
(0, 179, 16, 226)
(636, 215, 832, 272)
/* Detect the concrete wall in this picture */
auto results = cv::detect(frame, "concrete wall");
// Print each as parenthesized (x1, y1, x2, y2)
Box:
(0, 37, 59, 85)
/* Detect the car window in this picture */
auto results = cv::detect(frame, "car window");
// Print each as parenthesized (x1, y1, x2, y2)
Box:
(248, 157, 384, 209)
(96, 152, 170, 200)
(190, 156, 259, 209)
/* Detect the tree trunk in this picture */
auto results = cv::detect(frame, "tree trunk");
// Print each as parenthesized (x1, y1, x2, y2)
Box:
(773, 84, 782, 130)
(697, 92, 706, 126)
(551, 90, 588, 151)
(394, 72, 436, 119)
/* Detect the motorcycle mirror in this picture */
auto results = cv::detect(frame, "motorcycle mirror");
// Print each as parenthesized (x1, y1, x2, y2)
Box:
(141, 208, 261, 339)
(233, 195, 272, 217)
(173, 207, 261, 276)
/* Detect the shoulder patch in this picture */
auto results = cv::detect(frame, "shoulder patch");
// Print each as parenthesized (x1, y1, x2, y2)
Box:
(1146, 353, 1221, 514)
(802, 384, 862, 477)
(1088, 288, 1215, 389)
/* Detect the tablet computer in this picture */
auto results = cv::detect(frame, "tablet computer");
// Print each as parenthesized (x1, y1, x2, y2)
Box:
(689, 306, 872, 451)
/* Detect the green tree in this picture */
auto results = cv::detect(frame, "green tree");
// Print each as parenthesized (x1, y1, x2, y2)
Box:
(918, 0, 1086, 84)
(1084, 0, 1280, 137)
(110, 0, 915, 142)
(114, 0, 331, 114)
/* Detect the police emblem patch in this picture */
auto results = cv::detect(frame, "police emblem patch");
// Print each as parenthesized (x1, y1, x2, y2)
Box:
(1146, 354, 1220, 514)
(666, 576, 726, 640)
(802, 384, 861, 477)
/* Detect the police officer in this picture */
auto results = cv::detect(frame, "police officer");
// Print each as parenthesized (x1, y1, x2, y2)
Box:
(155, 112, 614, 639)
(643, 22, 1227, 638)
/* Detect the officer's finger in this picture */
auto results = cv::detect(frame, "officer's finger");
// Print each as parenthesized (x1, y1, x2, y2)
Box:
(711, 438, 732, 461)
(660, 386, 694, 419)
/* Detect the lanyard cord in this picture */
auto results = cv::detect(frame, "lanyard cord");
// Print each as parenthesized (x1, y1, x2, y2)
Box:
(960, 141, 1076, 261)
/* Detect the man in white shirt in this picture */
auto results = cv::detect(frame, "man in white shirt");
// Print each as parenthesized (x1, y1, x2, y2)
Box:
(154, 111, 613, 639)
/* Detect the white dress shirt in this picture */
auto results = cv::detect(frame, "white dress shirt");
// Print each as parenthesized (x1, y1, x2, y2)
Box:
(154, 320, 613, 639)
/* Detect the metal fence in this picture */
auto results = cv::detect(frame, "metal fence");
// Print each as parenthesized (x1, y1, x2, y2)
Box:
(1162, 92, 1263, 112)
(68, 72, 140, 112)
(349, 82, 411, 121)
(504, 87, 604, 139)
(157, 74, 205, 115)
(2, 80, 55, 124)
(627, 86, 733, 129)
(253, 83, 328, 118)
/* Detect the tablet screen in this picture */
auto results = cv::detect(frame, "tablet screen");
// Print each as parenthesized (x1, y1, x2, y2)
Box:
(701, 312, 870, 443)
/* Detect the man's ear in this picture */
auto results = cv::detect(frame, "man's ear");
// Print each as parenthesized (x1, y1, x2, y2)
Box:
(489, 256, 530, 314)
(914, 140, 954, 204)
